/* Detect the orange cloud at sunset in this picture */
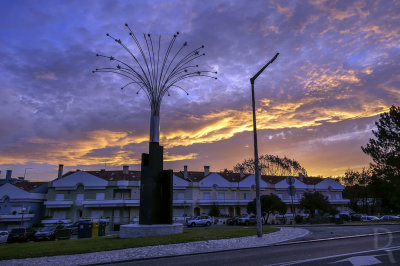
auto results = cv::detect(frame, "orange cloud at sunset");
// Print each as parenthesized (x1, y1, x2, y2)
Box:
(1, 0, 399, 181)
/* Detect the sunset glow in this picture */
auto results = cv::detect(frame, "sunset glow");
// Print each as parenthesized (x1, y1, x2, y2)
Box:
(0, 0, 399, 181)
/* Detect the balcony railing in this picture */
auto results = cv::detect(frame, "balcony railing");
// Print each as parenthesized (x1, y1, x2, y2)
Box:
(172, 200, 194, 206)
(41, 219, 72, 224)
(0, 214, 35, 222)
(83, 199, 140, 207)
(44, 200, 73, 208)
(197, 199, 252, 206)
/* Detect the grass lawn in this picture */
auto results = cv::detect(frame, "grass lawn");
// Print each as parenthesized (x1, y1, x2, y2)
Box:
(0, 226, 279, 260)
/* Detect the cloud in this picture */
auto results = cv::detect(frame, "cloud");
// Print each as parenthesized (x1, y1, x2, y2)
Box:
(34, 72, 57, 80)
(0, 0, 399, 179)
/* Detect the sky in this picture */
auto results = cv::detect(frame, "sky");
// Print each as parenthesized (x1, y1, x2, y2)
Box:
(0, 0, 399, 181)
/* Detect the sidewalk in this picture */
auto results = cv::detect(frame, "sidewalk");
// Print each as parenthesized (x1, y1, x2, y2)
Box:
(1, 227, 309, 266)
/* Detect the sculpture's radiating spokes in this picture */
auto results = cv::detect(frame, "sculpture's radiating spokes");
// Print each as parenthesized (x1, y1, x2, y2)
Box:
(94, 24, 216, 142)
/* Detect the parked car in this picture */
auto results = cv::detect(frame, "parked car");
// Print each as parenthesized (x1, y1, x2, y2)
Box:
(186, 216, 212, 227)
(237, 214, 257, 226)
(33, 225, 64, 241)
(350, 213, 363, 221)
(226, 216, 240, 225)
(65, 222, 80, 235)
(339, 213, 351, 221)
(65, 219, 92, 235)
(7, 228, 36, 243)
(0, 231, 8, 244)
(380, 215, 400, 221)
(55, 228, 72, 240)
(361, 216, 380, 221)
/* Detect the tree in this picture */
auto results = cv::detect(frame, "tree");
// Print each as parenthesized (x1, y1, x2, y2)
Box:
(362, 105, 400, 212)
(209, 203, 220, 217)
(234, 154, 307, 176)
(299, 192, 335, 217)
(340, 168, 372, 186)
(341, 168, 375, 214)
(247, 194, 287, 223)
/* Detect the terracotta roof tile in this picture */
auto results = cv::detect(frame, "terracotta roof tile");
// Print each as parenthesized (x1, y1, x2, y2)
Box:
(173, 172, 191, 182)
(14, 182, 46, 192)
(60, 170, 325, 185)
(301, 176, 324, 185)
(62, 170, 140, 181)
(175, 171, 208, 182)
(261, 175, 287, 184)
(87, 170, 141, 181)
(218, 172, 249, 182)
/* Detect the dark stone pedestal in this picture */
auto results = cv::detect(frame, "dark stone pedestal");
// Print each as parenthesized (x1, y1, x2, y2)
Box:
(139, 142, 173, 225)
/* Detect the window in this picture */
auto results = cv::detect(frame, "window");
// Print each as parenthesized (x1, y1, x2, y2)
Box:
(53, 210, 66, 219)
(173, 208, 184, 216)
(203, 192, 211, 200)
(243, 193, 249, 200)
(91, 210, 104, 219)
(123, 191, 130, 200)
(218, 193, 225, 200)
(177, 193, 184, 200)
(96, 193, 105, 200)
(55, 194, 64, 201)
(76, 194, 84, 206)
(336, 194, 341, 200)
(76, 194, 84, 201)
(114, 190, 130, 200)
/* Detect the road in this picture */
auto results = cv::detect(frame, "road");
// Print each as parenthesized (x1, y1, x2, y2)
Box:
(112, 225, 400, 266)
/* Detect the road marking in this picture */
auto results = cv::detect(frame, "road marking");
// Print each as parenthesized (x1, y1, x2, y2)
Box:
(281, 230, 400, 246)
(267, 246, 400, 266)
(333, 255, 382, 266)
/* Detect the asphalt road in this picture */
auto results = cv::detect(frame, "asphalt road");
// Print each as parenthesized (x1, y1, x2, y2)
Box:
(112, 225, 400, 266)
(115, 232, 400, 265)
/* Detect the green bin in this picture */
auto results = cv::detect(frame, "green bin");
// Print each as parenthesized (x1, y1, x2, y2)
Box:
(98, 221, 106, 236)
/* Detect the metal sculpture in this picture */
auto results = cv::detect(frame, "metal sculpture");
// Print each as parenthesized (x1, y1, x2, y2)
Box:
(93, 24, 217, 143)
(93, 24, 216, 225)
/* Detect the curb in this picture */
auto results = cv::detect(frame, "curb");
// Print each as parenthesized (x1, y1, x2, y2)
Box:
(92, 230, 400, 265)
(277, 222, 400, 227)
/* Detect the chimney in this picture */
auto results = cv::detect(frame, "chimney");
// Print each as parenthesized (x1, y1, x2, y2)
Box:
(57, 164, 64, 179)
(5, 170, 12, 183)
(298, 173, 304, 182)
(183, 165, 188, 179)
(204, 165, 210, 176)
(240, 167, 245, 178)
(123, 165, 129, 174)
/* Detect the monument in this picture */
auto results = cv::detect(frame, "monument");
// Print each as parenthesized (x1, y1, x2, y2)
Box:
(93, 24, 216, 237)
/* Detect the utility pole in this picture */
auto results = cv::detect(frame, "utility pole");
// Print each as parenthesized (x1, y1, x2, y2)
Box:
(250, 53, 279, 237)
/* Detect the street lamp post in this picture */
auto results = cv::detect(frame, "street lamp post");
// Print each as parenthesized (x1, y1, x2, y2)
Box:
(250, 53, 279, 237)
(20, 207, 26, 228)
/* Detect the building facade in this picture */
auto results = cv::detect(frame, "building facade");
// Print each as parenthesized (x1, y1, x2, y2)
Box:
(0, 177, 47, 230)
(42, 165, 349, 230)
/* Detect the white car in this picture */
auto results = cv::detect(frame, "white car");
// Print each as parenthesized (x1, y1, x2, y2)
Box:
(380, 215, 400, 220)
(186, 216, 212, 227)
(361, 216, 380, 221)
(0, 231, 8, 244)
